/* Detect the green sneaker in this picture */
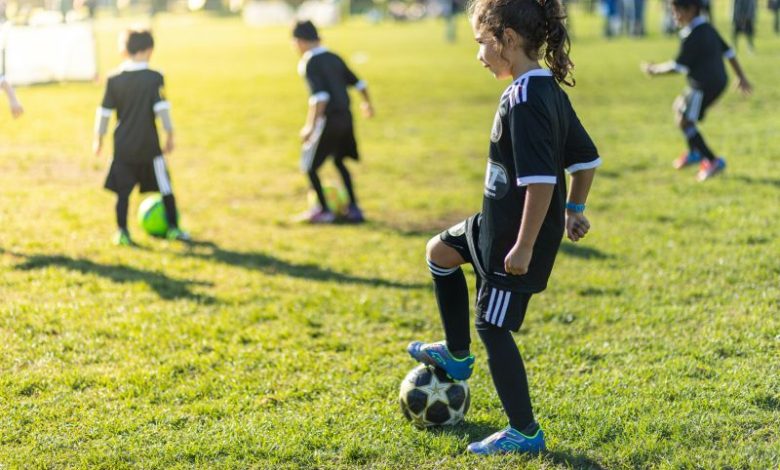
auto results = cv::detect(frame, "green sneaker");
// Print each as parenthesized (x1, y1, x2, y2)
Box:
(113, 229, 133, 246)
(166, 227, 192, 242)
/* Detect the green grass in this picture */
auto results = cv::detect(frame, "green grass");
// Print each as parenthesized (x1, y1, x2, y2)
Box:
(1, 6, 779, 468)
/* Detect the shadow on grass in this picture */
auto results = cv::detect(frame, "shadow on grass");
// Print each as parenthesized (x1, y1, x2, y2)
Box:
(182, 240, 425, 290)
(370, 212, 474, 238)
(559, 243, 612, 260)
(729, 174, 780, 188)
(12, 253, 215, 303)
(429, 421, 606, 468)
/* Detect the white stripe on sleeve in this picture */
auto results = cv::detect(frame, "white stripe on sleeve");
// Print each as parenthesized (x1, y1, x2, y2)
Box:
(517, 175, 557, 186)
(566, 157, 603, 174)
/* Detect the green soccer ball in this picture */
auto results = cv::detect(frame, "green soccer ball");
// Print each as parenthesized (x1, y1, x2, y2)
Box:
(138, 194, 169, 237)
(307, 184, 349, 216)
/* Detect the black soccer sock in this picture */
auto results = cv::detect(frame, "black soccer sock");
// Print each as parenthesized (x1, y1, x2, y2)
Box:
(307, 169, 329, 210)
(683, 124, 716, 161)
(428, 260, 470, 355)
(115, 193, 130, 231)
(334, 158, 358, 206)
(162, 194, 179, 229)
(476, 322, 535, 431)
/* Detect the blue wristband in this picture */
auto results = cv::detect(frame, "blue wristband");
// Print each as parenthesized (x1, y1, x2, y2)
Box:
(566, 202, 586, 213)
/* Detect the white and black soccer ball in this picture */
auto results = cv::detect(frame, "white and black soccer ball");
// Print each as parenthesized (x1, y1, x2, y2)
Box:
(399, 364, 470, 428)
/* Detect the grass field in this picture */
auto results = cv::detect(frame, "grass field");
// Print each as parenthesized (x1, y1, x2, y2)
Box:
(1, 4, 779, 468)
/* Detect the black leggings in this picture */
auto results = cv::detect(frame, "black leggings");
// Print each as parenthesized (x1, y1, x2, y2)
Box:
(116, 192, 178, 231)
(307, 156, 357, 209)
(476, 322, 535, 431)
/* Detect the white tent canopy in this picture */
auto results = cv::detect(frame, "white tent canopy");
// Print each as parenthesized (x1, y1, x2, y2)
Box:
(1, 22, 97, 86)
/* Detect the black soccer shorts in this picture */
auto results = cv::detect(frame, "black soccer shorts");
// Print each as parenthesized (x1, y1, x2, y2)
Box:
(105, 156, 173, 196)
(439, 215, 533, 332)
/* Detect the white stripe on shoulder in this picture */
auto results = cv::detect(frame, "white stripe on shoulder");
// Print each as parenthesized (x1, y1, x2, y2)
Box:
(566, 157, 603, 174)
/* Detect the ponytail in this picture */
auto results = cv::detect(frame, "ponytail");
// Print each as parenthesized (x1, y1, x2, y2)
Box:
(542, 0, 574, 86)
(470, 0, 576, 86)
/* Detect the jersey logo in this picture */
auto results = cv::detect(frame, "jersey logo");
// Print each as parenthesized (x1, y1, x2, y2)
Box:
(484, 161, 509, 200)
(490, 111, 502, 143)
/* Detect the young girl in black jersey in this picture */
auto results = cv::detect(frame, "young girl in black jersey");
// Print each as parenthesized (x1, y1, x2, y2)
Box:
(407, 0, 600, 455)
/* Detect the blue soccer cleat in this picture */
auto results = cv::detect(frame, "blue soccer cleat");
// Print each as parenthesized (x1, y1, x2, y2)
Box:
(407, 341, 475, 381)
(467, 425, 546, 455)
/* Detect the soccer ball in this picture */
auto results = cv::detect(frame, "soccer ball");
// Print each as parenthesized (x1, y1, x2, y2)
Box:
(138, 194, 170, 237)
(399, 364, 470, 428)
(307, 184, 349, 216)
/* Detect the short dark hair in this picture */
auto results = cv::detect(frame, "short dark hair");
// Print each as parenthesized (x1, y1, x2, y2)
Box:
(292, 20, 319, 41)
(671, 0, 702, 10)
(124, 29, 154, 54)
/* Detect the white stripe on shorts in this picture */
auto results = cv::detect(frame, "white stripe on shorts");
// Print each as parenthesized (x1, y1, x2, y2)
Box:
(686, 90, 703, 122)
(153, 156, 172, 195)
(300, 117, 327, 172)
(495, 291, 512, 327)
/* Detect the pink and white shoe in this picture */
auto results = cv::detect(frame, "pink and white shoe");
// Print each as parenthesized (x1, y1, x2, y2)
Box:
(696, 157, 726, 182)
(307, 207, 336, 224)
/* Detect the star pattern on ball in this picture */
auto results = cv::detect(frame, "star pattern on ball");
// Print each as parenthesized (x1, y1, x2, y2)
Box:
(419, 373, 450, 405)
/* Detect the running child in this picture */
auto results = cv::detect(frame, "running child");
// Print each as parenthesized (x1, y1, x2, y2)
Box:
(407, 0, 601, 455)
(293, 20, 374, 224)
(641, 0, 751, 181)
(93, 29, 190, 245)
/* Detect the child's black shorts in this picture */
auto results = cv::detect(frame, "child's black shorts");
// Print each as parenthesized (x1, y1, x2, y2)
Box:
(439, 214, 533, 332)
(300, 115, 359, 173)
(105, 156, 173, 196)
(676, 86, 724, 122)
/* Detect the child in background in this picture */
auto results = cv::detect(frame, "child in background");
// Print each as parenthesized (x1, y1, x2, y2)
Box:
(642, 0, 751, 181)
(94, 29, 190, 245)
(408, 0, 601, 455)
(0, 75, 24, 118)
(293, 20, 374, 224)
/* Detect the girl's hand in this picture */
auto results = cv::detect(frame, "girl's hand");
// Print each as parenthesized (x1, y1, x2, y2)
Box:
(566, 211, 591, 242)
(640, 62, 654, 76)
(736, 78, 753, 96)
(93, 139, 102, 157)
(504, 244, 532, 276)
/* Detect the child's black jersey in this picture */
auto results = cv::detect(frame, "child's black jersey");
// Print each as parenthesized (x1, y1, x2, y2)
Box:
(675, 16, 735, 94)
(100, 62, 167, 163)
(479, 69, 601, 293)
(298, 47, 363, 119)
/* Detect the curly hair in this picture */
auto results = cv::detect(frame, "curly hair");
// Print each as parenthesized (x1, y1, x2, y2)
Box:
(469, 0, 575, 86)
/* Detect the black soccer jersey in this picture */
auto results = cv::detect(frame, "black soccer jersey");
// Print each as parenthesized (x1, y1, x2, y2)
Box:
(298, 47, 364, 119)
(674, 16, 735, 94)
(100, 61, 167, 163)
(479, 69, 601, 293)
